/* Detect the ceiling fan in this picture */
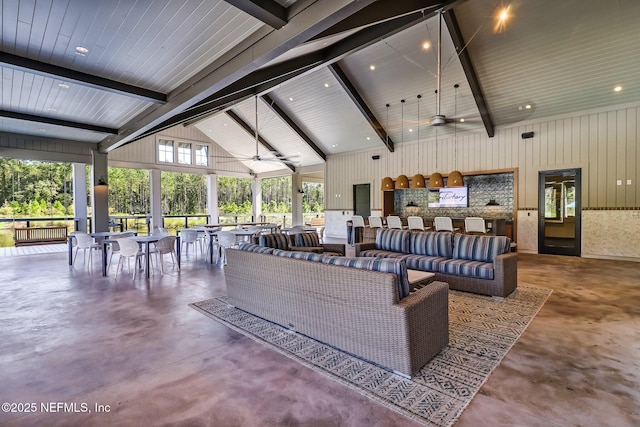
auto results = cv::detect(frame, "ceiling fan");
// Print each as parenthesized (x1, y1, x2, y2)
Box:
(214, 96, 299, 165)
(427, 9, 468, 127)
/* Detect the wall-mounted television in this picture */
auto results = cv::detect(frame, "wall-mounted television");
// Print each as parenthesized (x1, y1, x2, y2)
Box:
(428, 186, 469, 208)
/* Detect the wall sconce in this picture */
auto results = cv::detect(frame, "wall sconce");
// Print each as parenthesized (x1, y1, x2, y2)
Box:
(297, 189, 305, 194)
(486, 199, 500, 206)
(96, 176, 107, 186)
(405, 201, 418, 208)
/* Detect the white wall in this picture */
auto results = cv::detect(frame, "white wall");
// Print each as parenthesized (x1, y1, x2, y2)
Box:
(325, 102, 640, 261)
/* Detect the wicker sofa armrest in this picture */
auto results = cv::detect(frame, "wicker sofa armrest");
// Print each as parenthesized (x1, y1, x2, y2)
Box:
(494, 252, 518, 297)
(321, 243, 346, 256)
(354, 241, 376, 256)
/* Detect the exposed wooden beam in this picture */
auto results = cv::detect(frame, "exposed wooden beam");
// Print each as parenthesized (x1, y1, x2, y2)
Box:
(0, 110, 118, 134)
(310, 0, 468, 41)
(260, 94, 327, 162)
(443, 8, 495, 137)
(136, 12, 430, 141)
(222, 0, 288, 29)
(328, 63, 395, 152)
(225, 110, 296, 172)
(0, 52, 166, 104)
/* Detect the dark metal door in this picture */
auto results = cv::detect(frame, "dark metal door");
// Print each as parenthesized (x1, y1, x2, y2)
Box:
(538, 169, 581, 256)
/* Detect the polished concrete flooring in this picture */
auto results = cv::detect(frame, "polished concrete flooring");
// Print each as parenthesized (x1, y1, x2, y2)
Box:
(0, 245, 638, 426)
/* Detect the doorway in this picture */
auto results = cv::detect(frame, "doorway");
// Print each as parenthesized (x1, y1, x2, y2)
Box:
(353, 184, 371, 218)
(538, 169, 581, 256)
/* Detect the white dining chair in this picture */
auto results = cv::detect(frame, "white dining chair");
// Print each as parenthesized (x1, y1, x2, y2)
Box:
(115, 238, 147, 279)
(152, 235, 179, 274)
(464, 217, 488, 234)
(72, 232, 101, 266)
(216, 231, 238, 265)
(434, 216, 460, 232)
(368, 216, 384, 228)
(407, 216, 426, 231)
(107, 231, 136, 272)
(180, 229, 201, 260)
(386, 216, 404, 229)
(351, 215, 365, 228)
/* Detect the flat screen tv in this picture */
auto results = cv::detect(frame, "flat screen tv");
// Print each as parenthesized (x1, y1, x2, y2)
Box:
(428, 186, 469, 208)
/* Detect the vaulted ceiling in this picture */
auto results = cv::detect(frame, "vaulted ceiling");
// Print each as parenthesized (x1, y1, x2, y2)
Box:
(2, 0, 639, 174)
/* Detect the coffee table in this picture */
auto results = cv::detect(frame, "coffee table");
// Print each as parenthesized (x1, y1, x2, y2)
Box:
(407, 269, 435, 291)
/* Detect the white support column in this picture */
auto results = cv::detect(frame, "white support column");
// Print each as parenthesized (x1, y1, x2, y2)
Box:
(252, 177, 262, 222)
(150, 169, 163, 231)
(291, 172, 303, 226)
(207, 174, 219, 224)
(91, 151, 109, 233)
(72, 163, 88, 232)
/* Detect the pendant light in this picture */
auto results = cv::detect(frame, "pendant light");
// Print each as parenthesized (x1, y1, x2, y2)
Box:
(381, 103, 395, 191)
(411, 94, 426, 188)
(429, 118, 444, 188)
(396, 99, 409, 189)
(448, 83, 464, 187)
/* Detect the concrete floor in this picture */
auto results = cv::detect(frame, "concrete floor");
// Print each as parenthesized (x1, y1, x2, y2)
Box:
(0, 246, 638, 426)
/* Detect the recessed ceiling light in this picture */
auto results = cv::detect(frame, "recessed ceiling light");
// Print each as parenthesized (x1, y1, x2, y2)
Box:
(459, 118, 465, 123)
(614, 86, 622, 92)
(409, 128, 413, 133)
(223, 123, 228, 127)
(499, 8, 508, 21)
(58, 83, 69, 89)
(366, 136, 371, 140)
(525, 104, 532, 109)
(331, 144, 337, 148)
(369, 65, 376, 71)
(422, 41, 431, 50)
(47, 107, 57, 112)
(75, 46, 89, 56)
(324, 83, 329, 88)
(289, 97, 294, 101)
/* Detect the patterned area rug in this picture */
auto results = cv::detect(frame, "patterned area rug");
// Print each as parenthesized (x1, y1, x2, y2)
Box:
(190, 286, 551, 426)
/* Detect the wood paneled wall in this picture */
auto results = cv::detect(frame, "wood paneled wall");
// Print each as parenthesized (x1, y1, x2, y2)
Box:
(326, 103, 640, 210)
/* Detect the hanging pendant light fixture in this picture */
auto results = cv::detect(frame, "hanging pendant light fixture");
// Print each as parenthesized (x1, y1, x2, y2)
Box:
(396, 99, 409, 188)
(448, 83, 464, 187)
(381, 103, 395, 191)
(429, 115, 444, 188)
(411, 94, 426, 188)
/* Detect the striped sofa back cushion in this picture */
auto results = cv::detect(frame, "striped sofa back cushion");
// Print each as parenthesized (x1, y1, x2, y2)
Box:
(272, 248, 326, 262)
(409, 231, 453, 257)
(258, 233, 290, 250)
(322, 256, 410, 299)
(237, 242, 274, 254)
(452, 234, 511, 262)
(375, 229, 411, 253)
(294, 232, 320, 247)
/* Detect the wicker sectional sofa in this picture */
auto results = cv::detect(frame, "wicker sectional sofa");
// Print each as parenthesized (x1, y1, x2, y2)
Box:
(355, 229, 517, 297)
(224, 243, 449, 377)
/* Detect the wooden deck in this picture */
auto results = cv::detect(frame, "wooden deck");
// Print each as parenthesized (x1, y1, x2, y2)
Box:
(0, 243, 67, 257)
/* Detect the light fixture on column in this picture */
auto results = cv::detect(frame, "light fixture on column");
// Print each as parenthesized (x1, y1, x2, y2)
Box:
(96, 176, 107, 186)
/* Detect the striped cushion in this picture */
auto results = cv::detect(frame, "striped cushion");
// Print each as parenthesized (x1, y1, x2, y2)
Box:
(237, 242, 274, 254)
(322, 256, 410, 299)
(453, 234, 511, 262)
(272, 249, 326, 262)
(294, 232, 320, 247)
(375, 229, 411, 253)
(409, 231, 453, 257)
(359, 249, 406, 259)
(401, 254, 448, 272)
(439, 259, 495, 279)
(258, 233, 290, 250)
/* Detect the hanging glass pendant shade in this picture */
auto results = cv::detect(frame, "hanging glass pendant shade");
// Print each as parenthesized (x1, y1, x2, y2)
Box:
(429, 172, 444, 188)
(448, 170, 464, 187)
(410, 174, 425, 188)
(396, 174, 410, 189)
(381, 177, 395, 190)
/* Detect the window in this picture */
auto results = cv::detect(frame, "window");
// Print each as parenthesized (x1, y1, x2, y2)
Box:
(195, 145, 208, 166)
(178, 142, 192, 164)
(158, 139, 174, 163)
